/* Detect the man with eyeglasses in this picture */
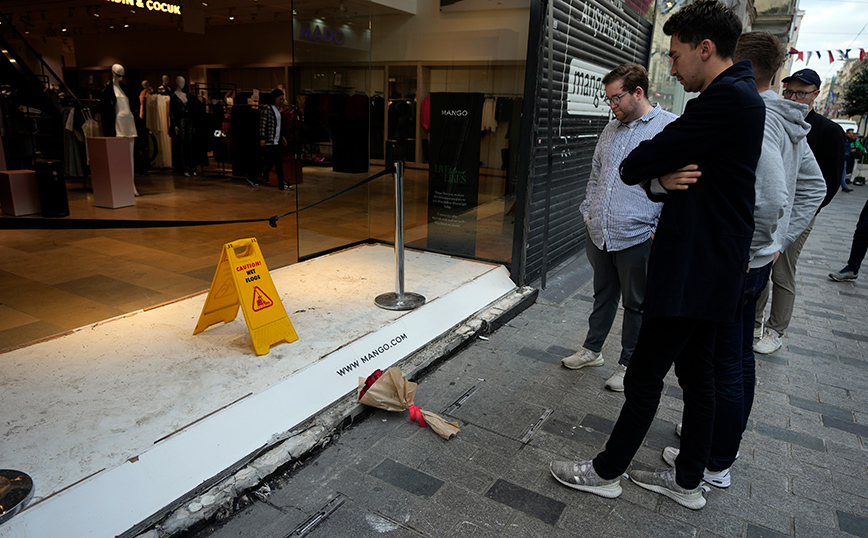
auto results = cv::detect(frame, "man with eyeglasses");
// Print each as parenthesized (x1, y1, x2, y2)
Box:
(562, 64, 676, 393)
(754, 68, 847, 354)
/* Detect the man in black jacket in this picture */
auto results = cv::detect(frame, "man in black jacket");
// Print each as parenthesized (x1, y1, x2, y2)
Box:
(550, 0, 765, 510)
(753, 68, 847, 354)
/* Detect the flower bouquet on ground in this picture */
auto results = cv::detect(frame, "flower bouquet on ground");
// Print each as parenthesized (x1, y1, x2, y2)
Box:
(358, 367, 460, 440)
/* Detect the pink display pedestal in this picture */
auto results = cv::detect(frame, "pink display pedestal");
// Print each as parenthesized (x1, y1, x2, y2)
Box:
(87, 137, 135, 208)
(0, 170, 41, 216)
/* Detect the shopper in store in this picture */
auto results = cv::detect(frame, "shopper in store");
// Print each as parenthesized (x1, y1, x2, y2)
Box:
(662, 30, 824, 490)
(94, 63, 141, 196)
(561, 64, 676, 393)
(170, 76, 197, 177)
(255, 88, 293, 190)
(753, 68, 847, 354)
(550, 0, 764, 510)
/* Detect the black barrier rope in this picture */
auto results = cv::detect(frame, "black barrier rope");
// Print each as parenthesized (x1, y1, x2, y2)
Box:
(0, 166, 397, 230)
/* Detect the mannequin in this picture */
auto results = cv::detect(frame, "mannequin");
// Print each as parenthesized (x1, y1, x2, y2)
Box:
(139, 80, 153, 120)
(156, 74, 172, 95)
(95, 63, 140, 195)
(169, 76, 195, 176)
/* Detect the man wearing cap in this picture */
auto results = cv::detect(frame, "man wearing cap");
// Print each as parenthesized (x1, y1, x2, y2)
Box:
(255, 88, 293, 190)
(754, 68, 847, 354)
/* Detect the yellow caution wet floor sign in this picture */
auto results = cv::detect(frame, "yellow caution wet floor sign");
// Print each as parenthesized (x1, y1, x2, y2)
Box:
(194, 237, 298, 355)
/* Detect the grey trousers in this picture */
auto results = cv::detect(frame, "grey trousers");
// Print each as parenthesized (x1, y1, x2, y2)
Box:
(583, 238, 652, 366)
(755, 216, 815, 335)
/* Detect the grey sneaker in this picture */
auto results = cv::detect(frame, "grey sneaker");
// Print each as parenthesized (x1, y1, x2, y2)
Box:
(630, 467, 706, 510)
(661, 447, 732, 488)
(604, 364, 627, 391)
(753, 328, 782, 354)
(561, 348, 603, 370)
(829, 268, 858, 282)
(550, 460, 622, 498)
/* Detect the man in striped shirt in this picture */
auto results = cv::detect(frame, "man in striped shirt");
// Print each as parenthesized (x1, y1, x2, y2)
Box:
(561, 64, 677, 392)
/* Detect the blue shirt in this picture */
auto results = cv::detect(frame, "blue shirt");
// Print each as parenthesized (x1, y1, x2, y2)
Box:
(580, 103, 677, 252)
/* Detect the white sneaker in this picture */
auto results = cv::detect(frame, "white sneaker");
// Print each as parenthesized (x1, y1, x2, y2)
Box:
(753, 324, 763, 339)
(561, 348, 603, 370)
(753, 328, 782, 354)
(675, 422, 682, 437)
(661, 447, 731, 488)
(604, 364, 627, 391)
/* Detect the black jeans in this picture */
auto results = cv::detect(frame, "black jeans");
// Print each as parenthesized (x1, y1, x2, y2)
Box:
(707, 263, 771, 471)
(261, 144, 286, 186)
(846, 198, 868, 273)
(593, 316, 717, 489)
(584, 239, 651, 366)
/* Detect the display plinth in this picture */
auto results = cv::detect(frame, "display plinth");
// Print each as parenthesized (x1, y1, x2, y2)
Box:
(87, 137, 135, 208)
(0, 169, 41, 216)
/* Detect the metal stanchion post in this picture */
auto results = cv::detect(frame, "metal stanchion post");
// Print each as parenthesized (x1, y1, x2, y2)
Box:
(375, 161, 426, 311)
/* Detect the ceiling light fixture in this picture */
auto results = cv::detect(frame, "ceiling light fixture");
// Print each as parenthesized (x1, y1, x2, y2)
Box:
(94, 6, 100, 17)
(228, 8, 235, 20)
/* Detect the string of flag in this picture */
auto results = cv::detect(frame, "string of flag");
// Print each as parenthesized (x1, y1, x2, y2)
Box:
(788, 48, 867, 64)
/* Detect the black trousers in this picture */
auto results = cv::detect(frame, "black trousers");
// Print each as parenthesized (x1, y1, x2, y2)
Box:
(593, 316, 717, 489)
(261, 144, 285, 186)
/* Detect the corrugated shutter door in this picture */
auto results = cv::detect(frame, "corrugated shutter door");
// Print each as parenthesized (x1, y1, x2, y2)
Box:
(521, 0, 653, 285)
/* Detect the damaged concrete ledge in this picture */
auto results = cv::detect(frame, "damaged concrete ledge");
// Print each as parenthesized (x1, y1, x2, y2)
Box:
(131, 286, 538, 538)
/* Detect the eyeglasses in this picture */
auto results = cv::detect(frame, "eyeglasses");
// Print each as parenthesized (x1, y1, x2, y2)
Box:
(782, 89, 815, 99)
(603, 90, 632, 106)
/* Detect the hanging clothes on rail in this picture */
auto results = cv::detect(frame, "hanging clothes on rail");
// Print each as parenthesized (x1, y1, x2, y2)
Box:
(146, 94, 172, 168)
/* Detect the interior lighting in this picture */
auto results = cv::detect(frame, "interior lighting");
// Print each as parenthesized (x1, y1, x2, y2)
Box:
(94, 6, 100, 17)
(228, 8, 235, 20)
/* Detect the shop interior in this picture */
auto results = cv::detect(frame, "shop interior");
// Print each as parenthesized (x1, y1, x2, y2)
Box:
(0, 1, 531, 351)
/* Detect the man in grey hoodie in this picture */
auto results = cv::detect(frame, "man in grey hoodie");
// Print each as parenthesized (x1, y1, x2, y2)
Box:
(661, 31, 825, 487)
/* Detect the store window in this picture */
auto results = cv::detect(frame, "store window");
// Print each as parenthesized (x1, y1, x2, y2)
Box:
(292, 2, 528, 267)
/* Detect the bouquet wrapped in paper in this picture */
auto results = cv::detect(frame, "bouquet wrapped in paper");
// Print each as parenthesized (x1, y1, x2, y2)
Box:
(358, 367, 460, 440)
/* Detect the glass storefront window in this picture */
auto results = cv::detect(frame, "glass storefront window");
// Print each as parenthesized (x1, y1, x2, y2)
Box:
(292, 2, 528, 266)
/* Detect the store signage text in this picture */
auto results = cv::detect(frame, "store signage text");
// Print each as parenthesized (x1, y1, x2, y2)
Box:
(581, 2, 632, 50)
(433, 164, 467, 184)
(441, 109, 468, 117)
(104, 0, 182, 15)
(300, 24, 345, 45)
(566, 58, 610, 117)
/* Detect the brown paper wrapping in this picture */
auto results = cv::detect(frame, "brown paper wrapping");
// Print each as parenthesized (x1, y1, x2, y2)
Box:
(358, 366, 460, 440)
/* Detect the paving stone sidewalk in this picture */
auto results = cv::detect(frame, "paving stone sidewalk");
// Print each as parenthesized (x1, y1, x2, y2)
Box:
(185, 185, 868, 538)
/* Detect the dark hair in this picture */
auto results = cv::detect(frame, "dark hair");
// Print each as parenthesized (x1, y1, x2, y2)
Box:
(663, 0, 743, 59)
(733, 31, 786, 85)
(602, 64, 649, 96)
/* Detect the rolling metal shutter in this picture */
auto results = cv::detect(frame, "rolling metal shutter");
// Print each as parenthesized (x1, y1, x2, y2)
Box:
(515, 0, 653, 286)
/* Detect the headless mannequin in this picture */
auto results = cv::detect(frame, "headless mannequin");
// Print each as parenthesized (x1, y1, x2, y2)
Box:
(170, 76, 195, 176)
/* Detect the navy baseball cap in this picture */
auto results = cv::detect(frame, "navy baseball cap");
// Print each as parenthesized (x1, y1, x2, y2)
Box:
(782, 69, 821, 88)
